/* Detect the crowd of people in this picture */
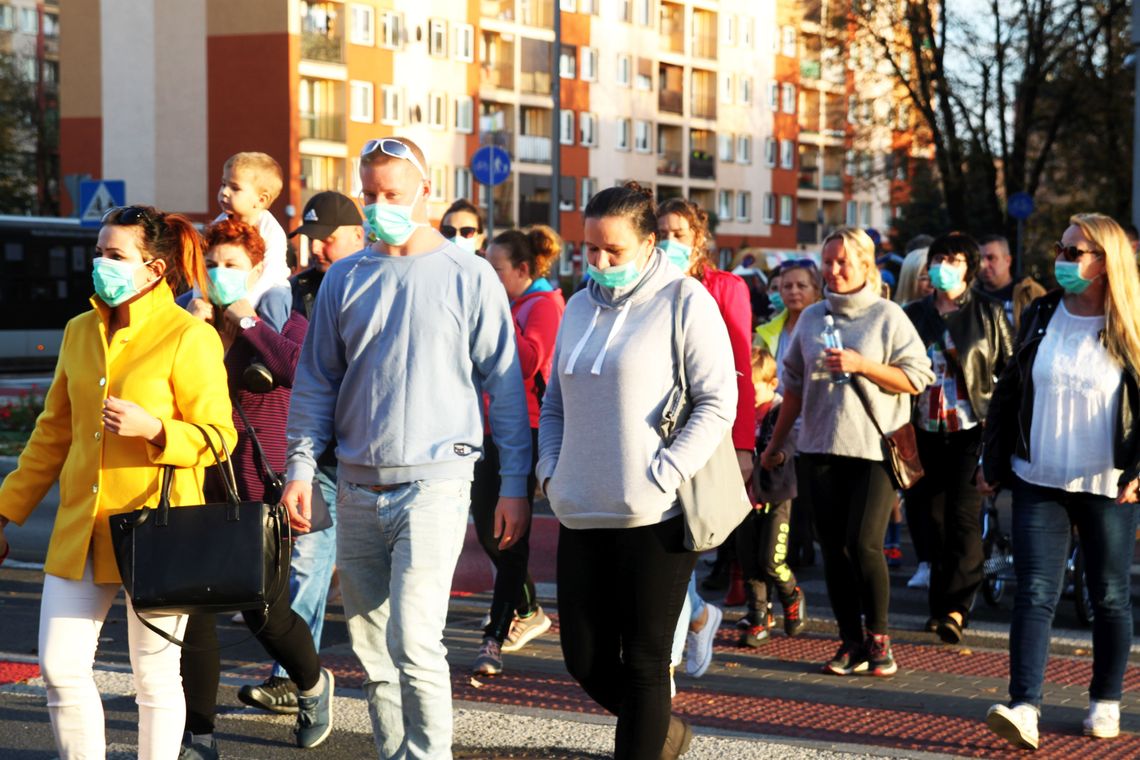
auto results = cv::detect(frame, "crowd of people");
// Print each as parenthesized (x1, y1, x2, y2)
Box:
(0, 133, 1136, 759)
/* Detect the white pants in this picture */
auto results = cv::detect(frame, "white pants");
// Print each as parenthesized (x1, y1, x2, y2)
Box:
(39, 558, 187, 760)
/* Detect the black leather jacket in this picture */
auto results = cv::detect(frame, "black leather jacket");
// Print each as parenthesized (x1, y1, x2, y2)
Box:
(982, 289, 1140, 488)
(903, 288, 1014, 423)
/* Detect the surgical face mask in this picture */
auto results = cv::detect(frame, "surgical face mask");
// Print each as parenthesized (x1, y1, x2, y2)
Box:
(92, 257, 149, 307)
(450, 235, 478, 253)
(363, 191, 423, 246)
(588, 258, 643, 289)
(207, 266, 250, 306)
(658, 239, 692, 271)
(769, 291, 785, 312)
(927, 263, 964, 293)
(1054, 260, 1095, 294)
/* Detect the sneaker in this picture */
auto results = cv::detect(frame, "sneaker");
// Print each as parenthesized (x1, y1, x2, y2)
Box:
(735, 612, 756, 630)
(295, 667, 334, 749)
(986, 703, 1039, 750)
(238, 675, 299, 714)
(501, 607, 552, 653)
(741, 621, 771, 648)
(853, 633, 897, 677)
(684, 603, 723, 677)
(178, 733, 219, 760)
(472, 637, 503, 676)
(823, 640, 863, 676)
(1083, 699, 1120, 739)
(907, 562, 931, 589)
(782, 587, 806, 637)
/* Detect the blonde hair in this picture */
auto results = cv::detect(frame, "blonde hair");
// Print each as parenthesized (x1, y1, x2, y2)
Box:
(894, 248, 928, 305)
(1069, 213, 1140, 371)
(224, 152, 284, 204)
(751, 344, 778, 385)
(823, 227, 881, 297)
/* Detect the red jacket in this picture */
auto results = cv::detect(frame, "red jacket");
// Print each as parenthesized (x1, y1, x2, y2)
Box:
(700, 269, 756, 450)
(513, 287, 566, 428)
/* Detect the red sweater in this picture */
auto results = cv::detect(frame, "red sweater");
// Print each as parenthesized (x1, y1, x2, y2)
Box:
(700, 269, 756, 450)
(512, 287, 566, 428)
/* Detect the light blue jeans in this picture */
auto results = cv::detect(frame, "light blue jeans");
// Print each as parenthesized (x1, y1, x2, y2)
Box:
(272, 470, 338, 680)
(670, 572, 706, 667)
(337, 478, 471, 760)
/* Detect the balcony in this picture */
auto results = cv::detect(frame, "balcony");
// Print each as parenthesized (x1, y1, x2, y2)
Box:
(659, 2, 684, 53)
(481, 60, 514, 90)
(800, 59, 821, 81)
(300, 113, 345, 143)
(482, 0, 514, 20)
(517, 134, 552, 164)
(689, 151, 715, 180)
(519, 200, 548, 227)
(821, 173, 843, 191)
(658, 90, 682, 115)
(657, 150, 683, 177)
(302, 31, 345, 64)
(692, 94, 716, 120)
(691, 32, 716, 60)
(799, 165, 819, 190)
(520, 69, 552, 95)
(797, 221, 819, 244)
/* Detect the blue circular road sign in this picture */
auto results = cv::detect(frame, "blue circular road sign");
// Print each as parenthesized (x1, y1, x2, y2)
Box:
(1008, 192, 1035, 221)
(471, 145, 511, 187)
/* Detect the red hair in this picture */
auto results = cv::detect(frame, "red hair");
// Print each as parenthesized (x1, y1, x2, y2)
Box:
(204, 219, 267, 265)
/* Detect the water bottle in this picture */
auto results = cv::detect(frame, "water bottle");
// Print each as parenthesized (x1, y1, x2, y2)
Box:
(821, 315, 850, 384)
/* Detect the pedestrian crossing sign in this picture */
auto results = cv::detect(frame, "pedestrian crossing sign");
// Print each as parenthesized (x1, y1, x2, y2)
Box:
(78, 180, 126, 227)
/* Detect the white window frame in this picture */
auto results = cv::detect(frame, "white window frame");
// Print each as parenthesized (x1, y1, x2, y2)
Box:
(19, 7, 36, 34)
(717, 190, 733, 221)
(846, 200, 858, 226)
(634, 119, 651, 153)
(381, 85, 403, 126)
(781, 83, 796, 114)
(454, 96, 474, 134)
(429, 165, 447, 202)
(0, 7, 13, 31)
(779, 195, 793, 226)
(767, 80, 779, 111)
(559, 45, 577, 79)
(724, 14, 736, 46)
(635, 0, 651, 26)
(764, 137, 777, 168)
(781, 25, 796, 57)
(720, 73, 734, 105)
(861, 201, 872, 227)
(739, 76, 752, 105)
(561, 0, 577, 10)
(616, 118, 631, 150)
(616, 54, 631, 87)
(580, 112, 598, 146)
(780, 139, 795, 170)
(454, 167, 472, 201)
(742, 17, 753, 47)
(349, 80, 374, 123)
(428, 92, 446, 129)
(581, 47, 598, 82)
(763, 193, 776, 224)
(737, 135, 752, 164)
(560, 181, 575, 211)
(349, 4, 375, 47)
(581, 177, 598, 210)
(717, 133, 734, 163)
(453, 24, 475, 62)
(380, 11, 403, 49)
(737, 191, 751, 222)
(428, 18, 447, 57)
(560, 110, 576, 145)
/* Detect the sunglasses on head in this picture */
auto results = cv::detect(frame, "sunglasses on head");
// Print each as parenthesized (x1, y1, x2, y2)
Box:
(1054, 242, 1103, 262)
(776, 258, 818, 274)
(360, 138, 427, 180)
(101, 206, 153, 226)
(440, 225, 479, 239)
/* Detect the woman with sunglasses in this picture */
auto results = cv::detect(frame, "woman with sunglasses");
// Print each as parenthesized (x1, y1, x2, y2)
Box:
(0, 206, 237, 760)
(755, 258, 823, 570)
(900, 233, 1013, 646)
(760, 228, 933, 678)
(981, 214, 1140, 749)
(440, 198, 486, 254)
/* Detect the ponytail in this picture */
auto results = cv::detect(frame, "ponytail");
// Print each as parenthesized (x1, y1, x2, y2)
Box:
(491, 224, 564, 280)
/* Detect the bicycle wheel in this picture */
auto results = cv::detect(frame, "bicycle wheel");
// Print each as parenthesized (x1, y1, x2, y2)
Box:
(982, 533, 1012, 606)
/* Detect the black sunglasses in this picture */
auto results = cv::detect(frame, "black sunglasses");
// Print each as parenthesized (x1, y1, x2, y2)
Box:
(441, 225, 479, 239)
(101, 206, 153, 226)
(776, 258, 818, 274)
(1054, 242, 1103, 262)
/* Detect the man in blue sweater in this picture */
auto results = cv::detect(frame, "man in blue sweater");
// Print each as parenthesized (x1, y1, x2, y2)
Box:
(282, 137, 532, 758)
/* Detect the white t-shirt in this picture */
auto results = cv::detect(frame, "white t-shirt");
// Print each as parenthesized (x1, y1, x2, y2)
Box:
(1012, 301, 1123, 497)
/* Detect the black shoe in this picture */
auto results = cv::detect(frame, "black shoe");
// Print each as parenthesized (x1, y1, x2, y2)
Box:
(852, 633, 897, 677)
(823, 640, 863, 675)
(238, 675, 299, 714)
(937, 615, 965, 645)
(178, 732, 219, 760)
(782, 587, 806, 637)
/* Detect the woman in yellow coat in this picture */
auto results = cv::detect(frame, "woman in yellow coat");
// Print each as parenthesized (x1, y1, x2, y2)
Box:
(0, 206, 237, 760)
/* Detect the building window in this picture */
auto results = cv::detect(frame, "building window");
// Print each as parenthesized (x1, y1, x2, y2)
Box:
(845, 149, 856, 176)
(718, 190, 733, 221)
(349, 80, 374, 123)
(381, 85, 403, 125)
(846, 200, 858, 226)
(580, 112, 598, 146)
(616, 118, 631, 150)
(616, 0, 632, 22)
(717, 133, 734, 163)
(767, 81, 779, 111)
(560, 178, 576, 211)
(764, 138, 777, 168)
(455, 96, 474, 133)
(720, 73, 734, 104)
(781, 25, 796, 57)
(861, 202, 872, 227)
(741, 17, 753, 47)
(581, 47, 598, 81)
(848, 94, 857, 124)
(581, 177, 598, 209)
(781, 83, 796, 114)
(18, 7, 36, 34)
(380, 11, 403, 49)
(780, 139, 795, 169)
(635, 57, 653, 91)
(0, 7, 13, 31)
(560, 110, 576, 145)
(429, 165, 447, 201)
(739, 76, 752, 105)
(779, 195, 793, 225)
(428, 92, 446, 129)
(350, 4, 374, 46)
(455, 167, 472, 201)
(737, 191, 751, 222)
(737, 135, 752, 164)
(428, 19, 447, 56)
(561, 0, 577, 10)
(560, 45, 577, 79)
(724, 14, 736, 46)
(580, 0, 598, 14)
(634, 120, 651, 153)
(635, 0, 651, 26)
(763, 193, 776, 224)
(616, 54, 631, 86)
(454, 24, 475, 62)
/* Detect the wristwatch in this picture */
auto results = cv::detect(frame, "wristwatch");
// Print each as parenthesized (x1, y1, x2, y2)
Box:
(239, 316, 259, 331)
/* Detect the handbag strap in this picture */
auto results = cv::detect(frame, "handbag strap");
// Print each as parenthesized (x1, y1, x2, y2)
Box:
(658, 280, 690, 440)
(156, 423, 241, 526)
(672, 279, 689, 395)
(232, 396, 284, 490)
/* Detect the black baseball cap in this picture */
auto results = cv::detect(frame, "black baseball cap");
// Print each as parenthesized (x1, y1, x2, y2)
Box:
(289, 191, 363, 239)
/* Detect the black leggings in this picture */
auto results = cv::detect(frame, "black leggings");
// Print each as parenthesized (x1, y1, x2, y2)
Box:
(557, 516, 696, 760)
(180, 554, 321, 735)
(905, 428, 984, 620)
(736, 501, 798, 617)
(804, 454, 896, 642)
(471, 430, 539, 642)
(787, 455, 816, 564)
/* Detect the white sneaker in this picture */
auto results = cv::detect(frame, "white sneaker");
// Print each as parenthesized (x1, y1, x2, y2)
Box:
(907, 562, 931, 589)
(986, 703, 1039, 750)
(684, 603, 723, 678)
(1083, 700, 1120, 739)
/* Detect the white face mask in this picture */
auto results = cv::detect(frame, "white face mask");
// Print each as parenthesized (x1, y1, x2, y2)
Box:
(449, 235, 478, 253)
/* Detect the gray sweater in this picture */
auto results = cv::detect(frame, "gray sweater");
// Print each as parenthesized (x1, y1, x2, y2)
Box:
(782, 283, 934, 460)
(536, 251, 737, 529)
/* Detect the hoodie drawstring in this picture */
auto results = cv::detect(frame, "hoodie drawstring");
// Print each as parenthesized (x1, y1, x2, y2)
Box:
(590, 302, 630, 375)
(565, 306, 601, 376)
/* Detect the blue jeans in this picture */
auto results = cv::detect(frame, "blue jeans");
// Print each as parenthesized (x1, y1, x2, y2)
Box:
(272, 470, 338, 680)
(337, 478, 471, 760)
(1008, 476, 1136, 707)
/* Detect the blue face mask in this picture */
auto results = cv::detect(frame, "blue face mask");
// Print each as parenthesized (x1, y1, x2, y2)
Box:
(1054, 260, 1094, 294)
(659, 239, 692, 270)
(588, 258, 643, 289)
(928, 263, 964, 293)
(363, 192, 423, 246)
(207, 266, 250, 306)
(92, 257, 148, 307)
(769, 291, 785, 312)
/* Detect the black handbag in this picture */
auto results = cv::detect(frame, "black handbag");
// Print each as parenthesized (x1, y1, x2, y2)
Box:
(108, 423, 291, 631)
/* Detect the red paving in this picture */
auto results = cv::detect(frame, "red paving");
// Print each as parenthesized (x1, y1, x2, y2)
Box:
(0, 661, 39, 685)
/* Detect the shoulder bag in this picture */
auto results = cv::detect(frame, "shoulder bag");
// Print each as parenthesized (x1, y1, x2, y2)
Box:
(658, 280, 752, 552)
(850, 378, 925, 490)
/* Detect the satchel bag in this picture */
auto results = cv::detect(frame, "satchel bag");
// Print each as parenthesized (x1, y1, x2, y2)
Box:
(109, 423, 291, 628)
(849, 379, 925, 490)
(658, 280, 752, 552)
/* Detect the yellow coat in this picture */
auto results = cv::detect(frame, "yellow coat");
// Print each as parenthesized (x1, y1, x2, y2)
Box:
(0, 280, 237, 583)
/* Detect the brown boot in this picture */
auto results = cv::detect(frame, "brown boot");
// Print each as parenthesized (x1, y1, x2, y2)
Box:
(659, 715, 693, 759)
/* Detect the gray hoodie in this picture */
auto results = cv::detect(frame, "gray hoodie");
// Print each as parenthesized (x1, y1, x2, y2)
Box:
(537, 251, 737, 529)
